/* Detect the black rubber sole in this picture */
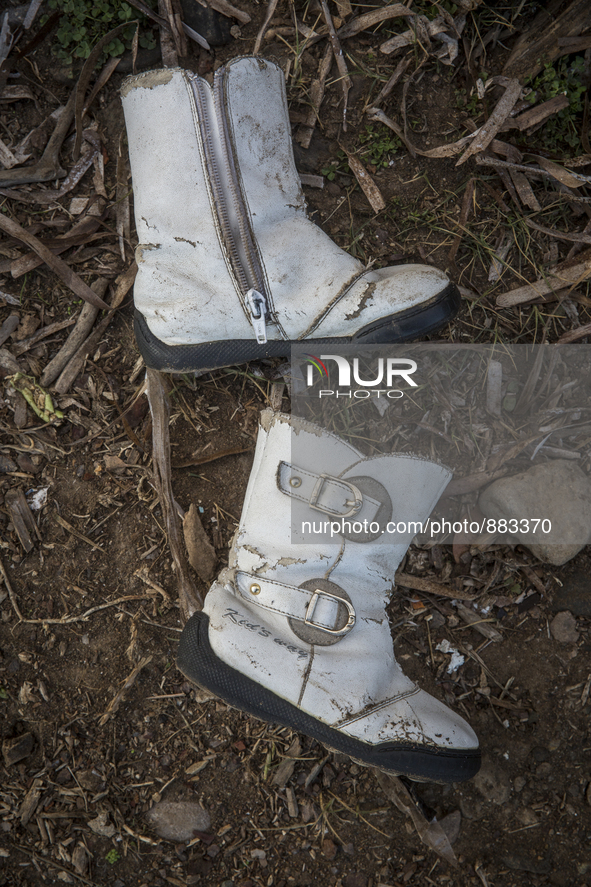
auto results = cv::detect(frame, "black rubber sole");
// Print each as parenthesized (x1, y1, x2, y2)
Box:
(177, 612, 481, 783)
(135, 282, 461, 373)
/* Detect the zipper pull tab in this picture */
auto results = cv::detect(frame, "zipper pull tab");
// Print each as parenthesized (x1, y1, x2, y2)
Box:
(246, 289, 268, 344)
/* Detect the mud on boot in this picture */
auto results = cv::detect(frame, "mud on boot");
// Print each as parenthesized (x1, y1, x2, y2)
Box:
(121, 58, 460, 373)
(178, 411, 480, 783)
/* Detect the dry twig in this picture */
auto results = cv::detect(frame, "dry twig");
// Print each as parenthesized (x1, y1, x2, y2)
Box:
(98, 655, 153, 726)
(296, 43, 332, 149)
(0, 214, 109, 310)
(146, 368, 203, 618)
(254, 0, 281, 55)
(496, 256, 591, 308)
(319, 0, 351, 131)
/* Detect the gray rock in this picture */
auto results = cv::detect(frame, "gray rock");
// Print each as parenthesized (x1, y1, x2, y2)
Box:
(516, 807, 538, 826)
(472, 758, 511, 805)
(145, 801, 211, 843)
(513, 776, 526, 792)
(478, 461, 591, 565)
(550, 611, 580, 644)
(87, 812, 116, 838)
(458, 795, 486, 821)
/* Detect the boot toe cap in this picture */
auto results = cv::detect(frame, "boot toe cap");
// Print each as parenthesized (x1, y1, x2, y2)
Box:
(338, 687, 479, 753)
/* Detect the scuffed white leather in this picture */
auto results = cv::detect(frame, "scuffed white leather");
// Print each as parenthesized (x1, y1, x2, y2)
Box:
(121, 70, 252, 345)
(204, 411, 479, 752)
(121, 60, 452, 347)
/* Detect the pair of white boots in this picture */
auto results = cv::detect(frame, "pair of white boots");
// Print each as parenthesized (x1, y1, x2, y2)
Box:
(122, 58, 480, 781)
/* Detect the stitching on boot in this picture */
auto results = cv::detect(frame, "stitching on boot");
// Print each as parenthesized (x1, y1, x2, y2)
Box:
(298, 268, 370, 338)
(334, 688, 422, 727)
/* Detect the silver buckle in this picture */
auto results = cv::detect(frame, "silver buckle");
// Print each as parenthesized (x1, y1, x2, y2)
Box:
(308, 474, 363, 517)
(304, 590, 356, 636)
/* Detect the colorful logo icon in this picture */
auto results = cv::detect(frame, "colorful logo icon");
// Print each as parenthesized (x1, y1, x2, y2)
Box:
(303, 354, 328, 386)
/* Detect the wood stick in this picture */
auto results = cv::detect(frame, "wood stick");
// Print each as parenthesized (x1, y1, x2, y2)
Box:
(320, 0, 351, 131)
(147, 368, 203, 619)
(0, 213, 109, 310)
(40, 279, 107, 386)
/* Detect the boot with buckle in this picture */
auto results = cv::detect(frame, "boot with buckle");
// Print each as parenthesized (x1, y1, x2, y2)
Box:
(177, 410, 480, 782)
(121, 57, 461, 374)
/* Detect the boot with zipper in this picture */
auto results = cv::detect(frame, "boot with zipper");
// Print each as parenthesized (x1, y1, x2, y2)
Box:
(177, 411, 480, 782)
(121, 58, 461, 374)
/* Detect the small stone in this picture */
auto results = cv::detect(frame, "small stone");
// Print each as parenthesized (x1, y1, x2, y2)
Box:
(71, 844, 89, 875)
(87, 812, 116, 838)
(472, 758, 511, 805)
(459, 795, 486, 820)
(146, 801, 211, 843)
(478, 461, 591, 565)
(516, 807, 538, 826)
(550, 611, 579, 644)
(104, 454, 127, 473)
(429, 610, 446, 629)
(326, 182, 342, 197)
(250, 848, 267, 868)
(514, 776, 526, 792)
(2, 732, 34, 766)
(322, 838, 337, 859)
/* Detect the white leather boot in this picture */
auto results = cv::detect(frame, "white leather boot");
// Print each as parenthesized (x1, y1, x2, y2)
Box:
(121, 58, 460, 373)
(177, 411, 480, 782)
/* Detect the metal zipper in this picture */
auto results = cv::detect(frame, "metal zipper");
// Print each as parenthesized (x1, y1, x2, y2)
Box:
(188, 70, 270, 344)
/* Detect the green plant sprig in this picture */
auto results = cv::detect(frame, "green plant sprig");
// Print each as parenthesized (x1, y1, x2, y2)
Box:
(43, 0, 157, 65)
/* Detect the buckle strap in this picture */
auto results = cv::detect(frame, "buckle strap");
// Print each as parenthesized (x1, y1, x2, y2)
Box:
(277, 462, 380, 521)
(236, 572, 356, 638)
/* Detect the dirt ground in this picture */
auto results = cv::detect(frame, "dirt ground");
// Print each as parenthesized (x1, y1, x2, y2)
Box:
(1, 1, 591, 886)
